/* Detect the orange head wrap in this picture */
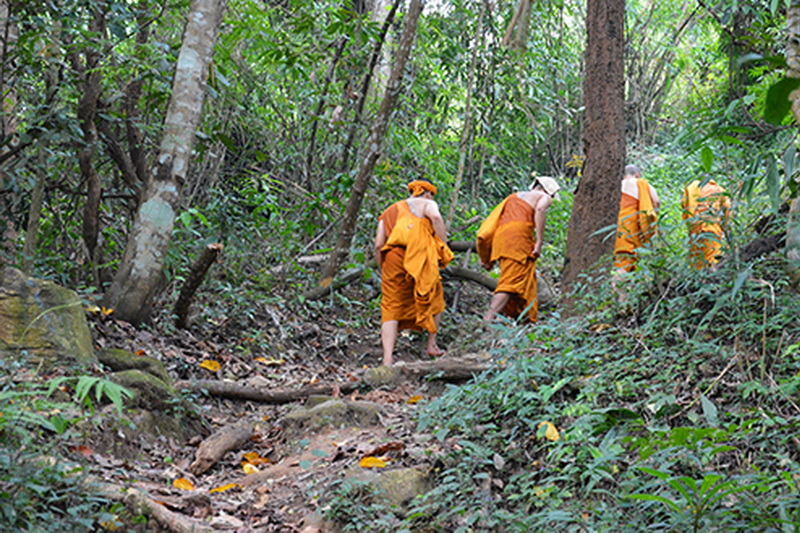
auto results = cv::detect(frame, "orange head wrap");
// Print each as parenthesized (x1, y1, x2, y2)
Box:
(407, 180, 437, 197)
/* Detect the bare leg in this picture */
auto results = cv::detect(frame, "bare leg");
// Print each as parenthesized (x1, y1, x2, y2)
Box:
(483, 292, 512, 321)
(381, 320, 399, 366)
(425, 313, 444, 356)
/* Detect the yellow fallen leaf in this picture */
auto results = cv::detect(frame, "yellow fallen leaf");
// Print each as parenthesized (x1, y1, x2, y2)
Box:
(242, 463, 259, 474)
(86, 305, 101, 315)
(199, 360, 221, 372)
(406, 395, 423, 404)
(537, 421, 560, 442)
(242, 452, 270, 465)
(209, 483, 239, 494)
(359, 456, 387, 469)
(255, 357, 285, 366)
(101, 306, 114, 316)
(173, 477, 194, 490)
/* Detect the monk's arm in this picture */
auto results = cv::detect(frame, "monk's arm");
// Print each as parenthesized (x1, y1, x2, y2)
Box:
(425, 201, 447, 242)
(374, 220, 386, 269)
(650, 185, 661, 212)
(532, 198, 552, 258)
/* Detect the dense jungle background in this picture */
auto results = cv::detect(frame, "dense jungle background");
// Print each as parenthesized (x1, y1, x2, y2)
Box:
(2, 0, 800, 531)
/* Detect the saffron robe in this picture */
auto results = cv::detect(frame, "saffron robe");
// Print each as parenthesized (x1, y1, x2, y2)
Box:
(379, 200, 453, 333)
(613, 179, 657, 272)
(681, 179, 730, 269)
(477, 194, 539, 322)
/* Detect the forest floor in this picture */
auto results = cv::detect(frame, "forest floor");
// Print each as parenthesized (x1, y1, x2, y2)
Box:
(81, 280, 500, 532)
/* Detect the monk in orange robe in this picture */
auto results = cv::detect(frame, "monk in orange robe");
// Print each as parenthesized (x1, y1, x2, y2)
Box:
(477, 176, 559, 323)
(681, 178, 731, 269)
(613, 164, 660, 272)
(374, 178, 453, 366)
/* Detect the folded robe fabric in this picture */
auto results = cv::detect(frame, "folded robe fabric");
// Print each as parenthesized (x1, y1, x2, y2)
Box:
(477, 194, 539, 322)
(379, 200, 453, 333)
(681, 179, 730, 269)
(613, 178, 657, 272)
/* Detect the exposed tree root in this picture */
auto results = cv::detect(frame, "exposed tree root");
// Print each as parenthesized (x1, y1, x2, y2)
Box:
(99, 483, 215, 533)
(189, 420, 255, 475)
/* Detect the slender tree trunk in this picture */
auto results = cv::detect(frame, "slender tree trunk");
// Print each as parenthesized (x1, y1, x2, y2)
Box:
(0, 0, 16, 264)
(561, 0, 626, 302)
(786, 0, 800, 286)
(75, 6, 105, 268)
(445, 1, 483, 230)
(20, 146, 46, 274)
(319, 0, 424, 286)
(339, 0, 401, 173)
(103, 0, 225, 325)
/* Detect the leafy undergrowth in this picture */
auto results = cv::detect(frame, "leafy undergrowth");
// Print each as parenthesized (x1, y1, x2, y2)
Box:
(3, 254, 800, 532)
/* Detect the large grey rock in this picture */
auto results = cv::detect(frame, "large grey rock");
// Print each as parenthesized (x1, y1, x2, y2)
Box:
(345, 466, 430, 513)
(284, 398, 382, 432)
(0, 266, 96, 368)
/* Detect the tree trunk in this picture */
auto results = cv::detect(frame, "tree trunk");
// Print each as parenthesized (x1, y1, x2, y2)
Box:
(318, 0, 424, 286)
(445, 1, 483, 229)
(338, 0, 401, 173)
(561, 0, 626, 305)
(173, 243, 224, 329)
(20, 147, 46, 273)
(786, 0, 800, 286)
(103, 0, 226, 325)
(75, 6, 106, 268)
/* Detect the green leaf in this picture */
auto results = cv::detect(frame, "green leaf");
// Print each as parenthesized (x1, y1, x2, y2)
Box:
(764, 77, 800, 125)
(700, 146, 714, 172)
(627, 493, 682, 512)
(766, 155, 781, 213)
(732, 266, 752, 298)
(311, 448, 329, 458)
(700, 394, 719, 427)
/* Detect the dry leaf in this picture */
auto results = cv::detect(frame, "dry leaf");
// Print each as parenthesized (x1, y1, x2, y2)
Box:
(538, 421, 560, 441)
(173, 477, 194, 491)
(406, 395, 423, 404)
(101, 306, 114, 316)
(209, 483, 239, 494)
(359, 456, 387, 469)
(364, 441, 404, 457)
(135, 349, 146, 357)
(255, 357, 285, 366)
(199, 360, 221, 372)
(73, 445, 93, 458)
(253, 493, 270, 509)
(242, 452, 270, 465)
(590, 323, 611, 333)
(242, 463, 259, 474)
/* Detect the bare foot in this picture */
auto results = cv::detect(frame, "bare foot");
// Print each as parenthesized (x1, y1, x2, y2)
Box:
(425, 348, 446, 358)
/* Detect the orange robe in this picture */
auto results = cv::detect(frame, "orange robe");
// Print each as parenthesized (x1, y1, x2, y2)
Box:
(477, 194, 539, 322)
(379, 200, 453, 333)
(681, 179, 730, 269)
(613, 179, 657, 272)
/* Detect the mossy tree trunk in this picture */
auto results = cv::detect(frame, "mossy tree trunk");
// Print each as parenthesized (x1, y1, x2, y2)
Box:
(102, 0, 225, 325)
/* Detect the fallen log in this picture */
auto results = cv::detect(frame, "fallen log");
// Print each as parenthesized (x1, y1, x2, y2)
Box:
(175, 380, 360, 404)
(189, 420, 255, 475)
(175, 355, 493, 404)
(99, 483, 214, 533)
